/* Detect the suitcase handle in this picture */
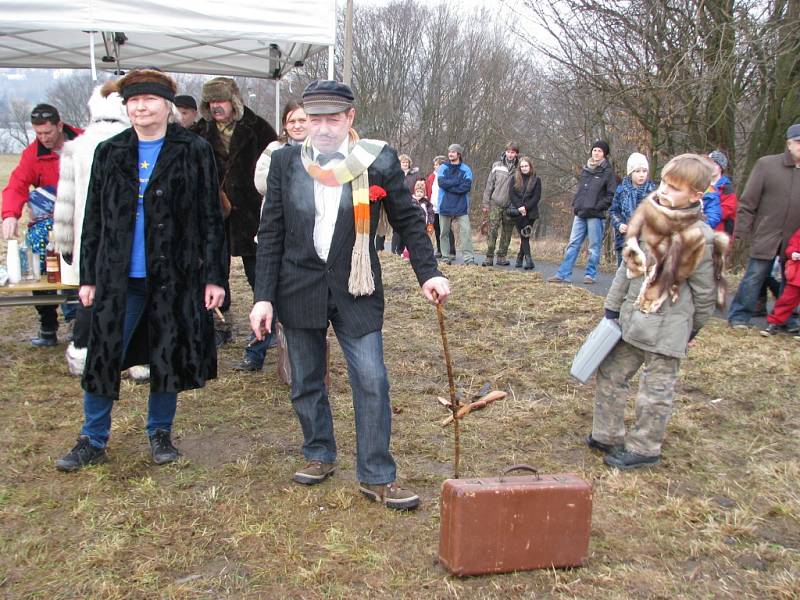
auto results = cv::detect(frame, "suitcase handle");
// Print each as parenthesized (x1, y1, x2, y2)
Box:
(499, 464, 540, 481)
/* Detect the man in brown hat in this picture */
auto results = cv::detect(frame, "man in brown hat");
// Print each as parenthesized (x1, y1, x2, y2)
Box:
(249, 80, 450, 510)
(192, 77, 277, 354)
(55, 68, 226, 472)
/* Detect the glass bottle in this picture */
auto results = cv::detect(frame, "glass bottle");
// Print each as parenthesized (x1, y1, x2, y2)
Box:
(45, 242, 61, 284)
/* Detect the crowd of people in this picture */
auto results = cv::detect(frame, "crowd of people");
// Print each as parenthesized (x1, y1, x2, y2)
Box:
(1, 68, 799, 505)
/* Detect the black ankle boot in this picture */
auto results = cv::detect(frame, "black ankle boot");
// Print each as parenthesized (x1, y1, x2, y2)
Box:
(515, 253, 524, 268)
(524, 254, 535, 270)
(31, 329, 58, 347)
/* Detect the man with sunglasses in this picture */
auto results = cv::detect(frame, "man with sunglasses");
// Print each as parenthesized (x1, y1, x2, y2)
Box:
(2, 104, 83, 346)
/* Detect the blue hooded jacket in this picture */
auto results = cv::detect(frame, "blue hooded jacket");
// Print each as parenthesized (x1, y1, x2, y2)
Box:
(701, 186, 722, 229)
(437, 161, 473, 216)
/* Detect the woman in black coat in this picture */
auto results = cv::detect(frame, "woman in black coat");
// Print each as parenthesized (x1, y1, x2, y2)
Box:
(56, 69, 227, 472)
(507, 156, 542, 270)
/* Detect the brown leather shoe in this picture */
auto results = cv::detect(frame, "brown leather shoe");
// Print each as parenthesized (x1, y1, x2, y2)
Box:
(359, 482, 420, 510)
(293, 461, 335, 485)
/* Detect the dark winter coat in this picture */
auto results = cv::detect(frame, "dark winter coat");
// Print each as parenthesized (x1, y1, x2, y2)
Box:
(79, 124, 227, 399)
(508, 173, 542, 228)
(402, 167, 422, 194)
(572, 159, 616, 219)
(734, 150, 800, 259)
(192, 107, 277, 257)
(255, 144, 442, 338)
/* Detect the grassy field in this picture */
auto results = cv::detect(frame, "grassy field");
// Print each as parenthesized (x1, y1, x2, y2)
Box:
(0, 153, 797, 598)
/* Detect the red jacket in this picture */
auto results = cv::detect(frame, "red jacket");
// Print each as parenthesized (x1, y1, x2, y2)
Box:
(1, 124, 82, 220)
(425, 171, 436, 200)
(713, 175, 737, 235)
(785, 227, 800, 286)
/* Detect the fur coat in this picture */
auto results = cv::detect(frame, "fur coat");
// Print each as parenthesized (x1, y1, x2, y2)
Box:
(622, 193, 728, 314)
(192, 107, 277, 256)
(53, 87, 130, 283)
(79, 124, 226, 399)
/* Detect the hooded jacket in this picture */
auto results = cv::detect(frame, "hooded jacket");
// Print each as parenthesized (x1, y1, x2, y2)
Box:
(437, 161, 473, 216)
(482, 155, 518, 209)
(572, 159, 616, 219)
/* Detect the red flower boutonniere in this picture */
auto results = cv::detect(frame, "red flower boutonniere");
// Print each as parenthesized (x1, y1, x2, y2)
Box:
(369, 185, 387, 202)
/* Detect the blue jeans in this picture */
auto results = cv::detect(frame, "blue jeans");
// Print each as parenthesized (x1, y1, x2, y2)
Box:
(729, 257, 797, 327)
(81, 278, 177, 448)
(283, 309, 395, 485)
(556, 216, 605, 280)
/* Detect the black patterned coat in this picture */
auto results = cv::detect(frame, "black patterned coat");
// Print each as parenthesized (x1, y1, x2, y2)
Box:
(192, 107, 277, 257)
(79, 124, 227, 399)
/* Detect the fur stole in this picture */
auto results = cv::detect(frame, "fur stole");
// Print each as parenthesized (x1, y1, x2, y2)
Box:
(623, 192, 729, 313)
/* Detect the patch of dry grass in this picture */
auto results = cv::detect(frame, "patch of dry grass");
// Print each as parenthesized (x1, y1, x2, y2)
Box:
(1, 251, 798, 598)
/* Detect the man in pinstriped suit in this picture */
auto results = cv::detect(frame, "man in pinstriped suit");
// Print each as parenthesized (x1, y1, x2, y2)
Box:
(249, 81, 450, 510)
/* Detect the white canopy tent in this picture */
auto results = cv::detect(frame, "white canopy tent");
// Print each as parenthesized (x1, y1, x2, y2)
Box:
(0, 0, 336, 79)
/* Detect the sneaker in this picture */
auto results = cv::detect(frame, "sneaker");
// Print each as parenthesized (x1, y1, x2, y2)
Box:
(604, 450, 660, 470)
(759, 323, 783, 337)
(495, 258, 510, 266)
(585, 434, 623, 455)
(55, 435, 107, 472)
(293, 460, 335, 485)
(515, 255, 524, 268)
(149, 429, 179, 465)
(31, 329, 57, 347)
(482, 257, 494, 267)
(441, 258, 452, 266)
(359, 482, 420, 510)
(232, 357, 262, 372)
(434, 251, 442, 258)
(583, 276, 596, 284)
(787, 323, 799, 334)
(729, 322, 749, 331)
(547, 275, 568, 283)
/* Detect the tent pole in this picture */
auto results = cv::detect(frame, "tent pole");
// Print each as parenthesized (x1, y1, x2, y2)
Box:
(275, 79, 280, 131)
(89, 31, 97, 81)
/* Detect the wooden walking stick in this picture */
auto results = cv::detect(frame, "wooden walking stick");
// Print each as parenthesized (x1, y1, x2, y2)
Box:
(435, 300, 460, 479)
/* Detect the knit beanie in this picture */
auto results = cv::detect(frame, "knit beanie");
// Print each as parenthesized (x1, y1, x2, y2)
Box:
(448, 143, 464, 155)
(626, 152, 649, 176)
(708, 150, 728, 171)
(200, 77, 244, 122)
(591, 139, 610, 157)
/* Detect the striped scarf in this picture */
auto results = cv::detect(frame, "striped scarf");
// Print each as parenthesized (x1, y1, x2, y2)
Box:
(301, 130, 386, 296)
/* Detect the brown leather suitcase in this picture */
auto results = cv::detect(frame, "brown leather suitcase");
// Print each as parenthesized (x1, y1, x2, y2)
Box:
(438, 466, 592, 576)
